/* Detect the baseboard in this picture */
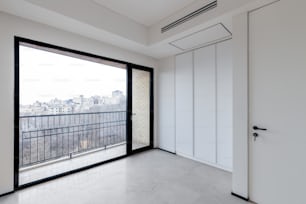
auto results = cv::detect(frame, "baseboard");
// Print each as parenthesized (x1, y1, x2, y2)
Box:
(0, 191, 14, 198)
(154, 147, 176, 154)
(231, 192, 249, 201)
(176, 152, 232, 172)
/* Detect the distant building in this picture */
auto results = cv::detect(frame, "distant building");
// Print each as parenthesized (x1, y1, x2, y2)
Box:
(20, 91, 126, 116)
(112, 90, 123, 98)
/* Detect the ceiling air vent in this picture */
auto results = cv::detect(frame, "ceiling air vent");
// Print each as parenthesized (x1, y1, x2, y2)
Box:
(161, 0, 217, 33)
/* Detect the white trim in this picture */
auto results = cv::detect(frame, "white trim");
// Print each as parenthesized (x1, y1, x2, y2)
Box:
(174, 54, 177, 154)
(215, 43, 218, 164)
(192, 51, 195, 157)
(176, 152, 232, 172)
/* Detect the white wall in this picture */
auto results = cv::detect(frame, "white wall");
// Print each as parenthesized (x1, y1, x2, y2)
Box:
(232, 12, 249, 199)
(0, 11, 157, 195)
(157, 57, 176, 152)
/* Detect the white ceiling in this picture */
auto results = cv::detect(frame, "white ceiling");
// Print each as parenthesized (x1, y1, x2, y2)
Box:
(92, 0, 197, 26)
(0, 0, 261, 58)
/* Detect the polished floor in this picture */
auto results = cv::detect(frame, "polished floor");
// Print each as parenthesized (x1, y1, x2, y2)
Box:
(0, 150, 251, 204)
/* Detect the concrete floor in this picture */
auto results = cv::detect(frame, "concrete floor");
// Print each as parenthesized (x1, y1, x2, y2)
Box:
(0, 150, 251, 204)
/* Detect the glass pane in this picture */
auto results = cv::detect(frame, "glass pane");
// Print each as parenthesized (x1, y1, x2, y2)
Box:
(132, 69, 151, 150)
(19, 43, 127, 186)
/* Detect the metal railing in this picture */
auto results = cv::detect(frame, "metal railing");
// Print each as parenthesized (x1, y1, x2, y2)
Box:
(19, 111, 126, 168)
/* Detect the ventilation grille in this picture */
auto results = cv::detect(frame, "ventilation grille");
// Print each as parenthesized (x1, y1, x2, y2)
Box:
(161, 0, 217, 33)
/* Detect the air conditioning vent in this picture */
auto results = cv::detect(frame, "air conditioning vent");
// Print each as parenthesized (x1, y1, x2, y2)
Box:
(161, 0, 217, 33)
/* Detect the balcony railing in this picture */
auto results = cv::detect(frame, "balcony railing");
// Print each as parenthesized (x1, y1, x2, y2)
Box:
(19, 111, 126, 168)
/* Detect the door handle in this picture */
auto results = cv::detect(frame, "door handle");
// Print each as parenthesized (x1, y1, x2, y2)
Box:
(253, 126, 267, 131)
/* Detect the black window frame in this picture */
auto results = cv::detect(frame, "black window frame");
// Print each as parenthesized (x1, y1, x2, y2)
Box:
(14, 36, 154, 190)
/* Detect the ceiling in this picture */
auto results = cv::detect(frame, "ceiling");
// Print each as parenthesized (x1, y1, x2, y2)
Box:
(92, 0, 197, 27)
(0, 0, 263, 58)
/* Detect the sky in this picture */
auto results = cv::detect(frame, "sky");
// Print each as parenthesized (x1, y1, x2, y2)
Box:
(20, 45, 127, 105)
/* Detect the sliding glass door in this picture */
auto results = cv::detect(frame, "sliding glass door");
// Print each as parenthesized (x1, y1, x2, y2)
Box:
(15, 37, 154, 188)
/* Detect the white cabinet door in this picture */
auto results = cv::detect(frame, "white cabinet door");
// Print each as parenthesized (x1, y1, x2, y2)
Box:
(194, 45, 216, 163)
(158, 58, 176, 153)
(216, 40, 233, 169)
(175, 52, 194, 156)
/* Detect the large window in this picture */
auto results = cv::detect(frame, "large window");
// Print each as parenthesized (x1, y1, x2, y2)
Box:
(17, 40, 128, 186)
(15, 38, 154, 188)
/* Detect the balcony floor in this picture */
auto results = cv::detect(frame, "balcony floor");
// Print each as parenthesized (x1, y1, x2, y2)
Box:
(19, 144, 126, 185)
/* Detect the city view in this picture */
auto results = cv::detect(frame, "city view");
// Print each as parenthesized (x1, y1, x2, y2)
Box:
(19, 90, 127, 168)
(18, 44, 128, 177)
(20, 90, 126, 116)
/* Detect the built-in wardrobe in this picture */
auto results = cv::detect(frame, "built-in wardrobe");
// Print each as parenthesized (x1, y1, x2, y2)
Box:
(175, 39, 232, 171)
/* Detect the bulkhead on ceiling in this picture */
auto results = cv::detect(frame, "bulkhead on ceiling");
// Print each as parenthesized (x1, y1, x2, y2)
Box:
(169, 23, 232, 51)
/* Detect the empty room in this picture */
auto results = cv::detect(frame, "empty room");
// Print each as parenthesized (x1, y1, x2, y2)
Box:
(0, 0, 305, 204)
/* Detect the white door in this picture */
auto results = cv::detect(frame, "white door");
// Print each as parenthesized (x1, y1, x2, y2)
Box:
(249, 1, 306, 203)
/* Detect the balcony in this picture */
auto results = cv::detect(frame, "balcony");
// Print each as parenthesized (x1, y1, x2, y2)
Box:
(19, 111, 127, 185)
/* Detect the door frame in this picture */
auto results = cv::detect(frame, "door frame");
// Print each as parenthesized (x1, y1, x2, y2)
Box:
(231, 0, 280, 201)
(14, 36, 154, 190)
(127, 64, 154, 155)
(248, 1, 283, 203)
